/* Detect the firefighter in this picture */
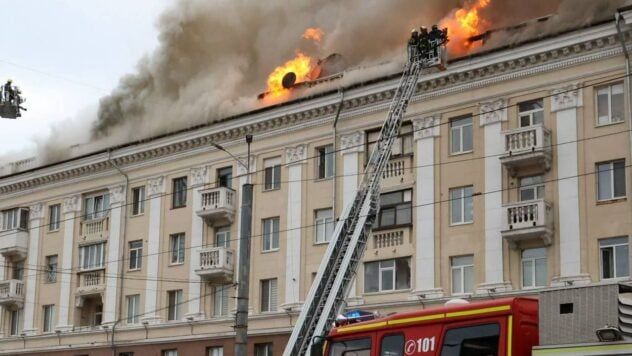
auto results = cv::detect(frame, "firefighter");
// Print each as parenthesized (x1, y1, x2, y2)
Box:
(418, 26, 429, 58)
(408, 29, 419, 61)
(3, 79, 14, 103)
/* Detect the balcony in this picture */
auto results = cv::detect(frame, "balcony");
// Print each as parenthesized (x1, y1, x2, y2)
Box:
(0, 207, 29, 259)
(501, 199, 553, 248)
(0, 279, 25, 308)
(76, 269, 106, 296)
(79, 217, 109, 244)
(500, 125, 552, 176)
(196, 187, 236, 226)
(381, 156, 413, 189)
(195, 246, 235, 283)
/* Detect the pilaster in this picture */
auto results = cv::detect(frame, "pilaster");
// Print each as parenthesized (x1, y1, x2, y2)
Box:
(56, 195, 81, 331)
(102, 185, 125, 326)
(186, 166, 209, 320)
(22, 203, 43, 335)
(142, 176, 164, 324)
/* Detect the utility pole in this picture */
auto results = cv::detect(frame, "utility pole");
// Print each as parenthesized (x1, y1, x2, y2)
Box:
(234, 134, 253, 356)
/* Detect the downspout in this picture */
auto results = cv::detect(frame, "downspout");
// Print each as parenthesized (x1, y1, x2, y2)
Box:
(107, 150, 128, 356)
(615, 12, 632, 221)
(332, 88, 345, 217)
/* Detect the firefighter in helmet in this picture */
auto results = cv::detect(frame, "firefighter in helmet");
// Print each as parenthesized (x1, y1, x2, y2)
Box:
(418, 26, 430, 58)
(408, 29, 420, 61)
(3, 79, 14, 103)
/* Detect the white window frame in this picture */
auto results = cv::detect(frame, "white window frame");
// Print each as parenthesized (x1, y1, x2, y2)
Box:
(260, 278, 277, 313)
(131, 186, 145, 216)
(263, 157, 281, 191)
(596, 160, 626, 201)
(450, 186, 474, 225)
(126, 294, 140, 324)
(208, 347, 224, 356)
(10, 309, 21, 336)
(43, 304, 54, 333)
(213, 286, 229, 317)
(316, 144, 334, 179)
(363, 258, 411, 293)
(255, 343, 273, 356)
(262, 217, 279, 251)
(0, 208, 28, 232)
(84, 194, 109, 220)
(521, 248, 547, 289)
(129, 240, 143, 270)
(519, 175, 544, 201)
(600, 237, 630, 280)
(450, 116, 473, 154)
(217, 166, 233, 189)
(46, 255, 58, 283)
(596, 82, 624, 126)
(451, 255, 474, 295)
(314, 208, 334, 244)
(48, 204, 60, 231)
(167, 290, 183, 321)
(172, 177, 188, 208)
(215, 226, 230, 248)
(518, 99, 544, 127)
(163, 350, 178, 356)
(170, 233, 185, 264)
(79, 243, 106, 271)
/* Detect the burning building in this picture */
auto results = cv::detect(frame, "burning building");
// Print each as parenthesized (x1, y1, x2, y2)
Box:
(0, 0, 632, 354)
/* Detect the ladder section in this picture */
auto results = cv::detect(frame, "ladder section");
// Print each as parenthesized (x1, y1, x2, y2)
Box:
(283, 28, 447, 356)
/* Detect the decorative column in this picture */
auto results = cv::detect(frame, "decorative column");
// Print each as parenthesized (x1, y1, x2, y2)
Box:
(142, 176, 165, 323)
(235, 155, 256, 315)
(22, 203, 43, 335)
(550, 84, 590, 286)
(282, 145, 306, 310)
(102, 185, 125, 325)
(340, 132, 364, 306)
(477, 99, 513, 294)
(410, 116, 443, 299)
(186, 166, 209, 320)
(56, 195, 81, 331)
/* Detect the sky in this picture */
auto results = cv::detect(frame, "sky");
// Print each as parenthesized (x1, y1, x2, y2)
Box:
(0, 0, 173, 157)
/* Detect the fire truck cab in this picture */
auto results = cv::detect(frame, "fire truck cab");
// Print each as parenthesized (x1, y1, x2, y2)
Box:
(320, 298, 538, 356)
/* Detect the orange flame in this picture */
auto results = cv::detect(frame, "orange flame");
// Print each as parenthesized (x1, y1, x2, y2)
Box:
(302, 27, 324, 42)
(439, 0, 491, 56)
(264, 51, 315, 101)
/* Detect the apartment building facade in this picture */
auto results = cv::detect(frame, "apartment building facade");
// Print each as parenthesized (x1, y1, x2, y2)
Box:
(0, 12, 631, 356)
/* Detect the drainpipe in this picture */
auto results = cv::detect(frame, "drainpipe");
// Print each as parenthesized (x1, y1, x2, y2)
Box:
(332, 88, 345, 217)
(107, 150, 128, 356)
(616, 11, 632, 221)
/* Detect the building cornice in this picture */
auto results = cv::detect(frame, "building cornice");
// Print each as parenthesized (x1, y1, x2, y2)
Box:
(0, 22, 627, 198)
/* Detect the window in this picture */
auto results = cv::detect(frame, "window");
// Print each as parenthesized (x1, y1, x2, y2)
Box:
(119, 353, 135, 356)
(172, 177, 187, 208)
(132, 186, 145, 215)
(126, 294, 140, 324)
(255, 343, 273, 356)
(451, 255, 474, 294)
(263, 157, 281, 191)
(95, 303, 103, 326)
(208, 347, 224, 356)
(163, 350, 178, 356)
(375, 189, 412, 229)
(600, 237, 629, 279)
(381, 334, 404, 356)
(217, 167, 233, 188)
(262, 218, 279, 251)
(0, 208, 28, 231)
(518, 99, 544, 127)
(440, 323, 500, 356)
(519, 175, 544, 201)
(260, 279, 277, 313)
(450, 186, 474, 225)
(316, 144, 334, 179)
(167, 290, 183, 320)
(170, 233, 185, 264)
(79, 243, 106, 270)
(12, 260, 24, 280)
(46, 255, 58, 283)
(329, 338, 371, 356)
(367, 123, 413, 159)
(522, 248, 547, 288)
(129, 240, 143, 270)
(84, 194, 109, 220)
(596, 82, 624, 126)
(213, 285, 229, 317)
(364, 258, 411, 293)
(597, 160, 626, 201)
(10, 309, 21, 336)
(450, 116, 473, 154)
(43, 305, 54, 332)
(215, 226, 230, 248)
(49, 204, 60, 231)
(314, 208, 334, 243)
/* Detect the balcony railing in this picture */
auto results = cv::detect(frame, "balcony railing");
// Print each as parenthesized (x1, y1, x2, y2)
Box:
(79, 217, 109, 244)
(0, 279, 25, 307)
(371, 227, 411, 250)
(501, 199, 553, 247)
(77, 269, 106, 295)
(195, 246, 234, 283)
(196, 187, 236, 225)
(381, 156, 413, 188)
(500, 125, 552, 176)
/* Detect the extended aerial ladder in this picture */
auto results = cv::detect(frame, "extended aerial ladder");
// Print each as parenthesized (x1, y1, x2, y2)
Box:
(283, 27, 448, 356)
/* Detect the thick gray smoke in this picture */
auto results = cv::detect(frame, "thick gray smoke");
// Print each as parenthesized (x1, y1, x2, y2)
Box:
(30, 0, 628, 165)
